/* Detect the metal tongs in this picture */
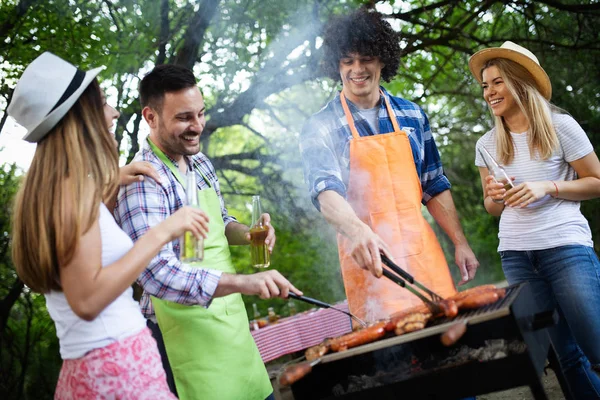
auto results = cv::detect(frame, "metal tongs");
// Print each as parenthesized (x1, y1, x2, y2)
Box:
(380, 253, 445, 314)
(288, 292, 368, 327)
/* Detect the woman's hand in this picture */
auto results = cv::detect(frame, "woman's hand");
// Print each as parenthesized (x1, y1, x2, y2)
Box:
(159, 206, 210, 242)
(484, 175, 508, 202)
(119, 162, 161, 185)
(505, 181, 553, 208)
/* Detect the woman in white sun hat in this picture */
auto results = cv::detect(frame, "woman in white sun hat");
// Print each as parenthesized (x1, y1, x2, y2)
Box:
(9, 52, 210, 398)
(470, 41, 600, 398)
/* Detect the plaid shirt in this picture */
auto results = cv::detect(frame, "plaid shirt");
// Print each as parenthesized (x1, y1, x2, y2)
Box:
(114, 140, 237, 318)
(300, 87, 451, 210)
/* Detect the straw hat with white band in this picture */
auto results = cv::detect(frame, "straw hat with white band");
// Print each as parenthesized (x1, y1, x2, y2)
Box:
(7, 52, 104, 143)
(468, 41, 552, 101)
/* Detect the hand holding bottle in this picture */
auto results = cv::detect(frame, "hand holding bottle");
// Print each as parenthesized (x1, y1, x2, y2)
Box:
(484, 174, 515, 203)
(248, 195, 275, 268)
(245, 212, 276, 251)
(504, 180, 555, 208)
(479, 146, 515, 204)
(157, 206, 210, 242)
(181, 170, 205, 262)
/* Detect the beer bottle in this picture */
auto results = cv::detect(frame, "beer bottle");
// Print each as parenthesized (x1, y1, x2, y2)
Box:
(250, 303, 260, 331)
(267, 306, 279, 324)
(249, 195, 270, 268)
(288, 299, 297, 317)
(181, 169, 204, 262)
(478, 146, 514, 204)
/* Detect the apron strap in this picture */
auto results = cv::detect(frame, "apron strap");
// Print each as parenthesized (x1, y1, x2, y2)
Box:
(340, 89, 405, 140)
(147, 137, 212, 189)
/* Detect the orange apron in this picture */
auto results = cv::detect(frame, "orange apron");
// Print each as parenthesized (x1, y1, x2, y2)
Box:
(337, 90, 456, 322)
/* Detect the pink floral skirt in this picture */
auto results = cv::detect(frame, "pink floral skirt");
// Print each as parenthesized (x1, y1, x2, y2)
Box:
(54, 327, 176, 399)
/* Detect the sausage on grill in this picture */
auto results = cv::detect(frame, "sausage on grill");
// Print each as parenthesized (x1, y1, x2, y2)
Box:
(279, 362, 315, 386)
(328, 321, 387, 352)
(305, 340, 330, 361)
(440, 322, 467, 346)
(394, 311, 432, 335)
(449, 284, 498, 302)
(450, 286, 506, 310)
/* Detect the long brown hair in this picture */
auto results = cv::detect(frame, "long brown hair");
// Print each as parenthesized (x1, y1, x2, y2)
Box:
(481, 58, 559, 165)
(11, 80, 119, 293)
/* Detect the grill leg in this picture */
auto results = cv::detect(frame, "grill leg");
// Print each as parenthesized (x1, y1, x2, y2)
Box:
(547, 342, 575, 400)
(529, 380, 549, 400)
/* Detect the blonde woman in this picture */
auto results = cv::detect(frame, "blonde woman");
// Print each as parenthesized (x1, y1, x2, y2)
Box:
(470, 41, 600, 398)
(9, 52, 210, 398)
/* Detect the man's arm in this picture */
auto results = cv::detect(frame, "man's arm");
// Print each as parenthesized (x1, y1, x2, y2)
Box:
(425, 190, 479, 285)
(225, 215, 276, 251)
(418, 109, 479, 285)
(318, 191, 392, 278)
(116, 174, 221, 308)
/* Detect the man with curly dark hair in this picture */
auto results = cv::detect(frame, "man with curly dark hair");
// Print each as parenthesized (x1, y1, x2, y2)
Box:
(300, 8, 480, 323)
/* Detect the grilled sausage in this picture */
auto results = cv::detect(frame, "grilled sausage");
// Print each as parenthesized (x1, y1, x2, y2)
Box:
(438, 299, 458, 318)
(279, 362, 313, 386)
(305, 341, 330, 361)
(394, 311, 432, 335)
(449, 285, 497, 302)
(440, 322, 467, 346)
(386, 304, 430, 331)
(456, 290, 499, 309)
(329, 321, 387, 352)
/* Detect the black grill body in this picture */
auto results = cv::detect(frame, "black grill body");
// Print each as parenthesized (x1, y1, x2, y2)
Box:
(290, 283, 567, 400)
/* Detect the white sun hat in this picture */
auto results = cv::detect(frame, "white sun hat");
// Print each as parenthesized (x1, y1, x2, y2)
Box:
(7, 52, 104, 143)
(468, 41, 552, 100)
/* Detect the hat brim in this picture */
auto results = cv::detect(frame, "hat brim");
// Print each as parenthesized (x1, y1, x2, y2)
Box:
(23, 66, 105, 143)
(468, 47, 552, 100)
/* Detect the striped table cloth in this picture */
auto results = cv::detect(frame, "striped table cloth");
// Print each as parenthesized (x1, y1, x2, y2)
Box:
(251, 301, 353, 363)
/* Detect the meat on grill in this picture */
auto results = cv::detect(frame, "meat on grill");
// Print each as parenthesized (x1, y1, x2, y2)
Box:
(303, 285, 505, 362)
(328, 321, 387, 352)
(449, 286, 506, 310)
(305, 340, 331, 361)
(440, 321, 467, 346)
(394, 311, 432, 335)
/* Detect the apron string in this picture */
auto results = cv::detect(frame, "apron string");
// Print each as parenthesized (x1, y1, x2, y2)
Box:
(340, 89, 405, 140)
(147, 137, 212, 188)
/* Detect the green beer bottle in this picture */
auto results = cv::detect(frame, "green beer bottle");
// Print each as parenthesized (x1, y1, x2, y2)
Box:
(181, 169, 204, 262)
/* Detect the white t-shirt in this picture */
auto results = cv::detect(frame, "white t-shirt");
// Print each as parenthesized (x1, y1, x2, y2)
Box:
(358, 106, 380, 134)
(475, 113, 594, 252)
(45, 203, 146, 359)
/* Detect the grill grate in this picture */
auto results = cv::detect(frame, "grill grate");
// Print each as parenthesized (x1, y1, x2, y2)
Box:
(432, 284, 519, 325)
(290, 283, 568, 400)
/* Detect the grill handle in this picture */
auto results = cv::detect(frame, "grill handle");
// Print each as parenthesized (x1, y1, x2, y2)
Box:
(529, 309, 559, 331)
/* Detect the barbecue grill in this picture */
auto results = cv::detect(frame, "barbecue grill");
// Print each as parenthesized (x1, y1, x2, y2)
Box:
(289, 282, 569, 400)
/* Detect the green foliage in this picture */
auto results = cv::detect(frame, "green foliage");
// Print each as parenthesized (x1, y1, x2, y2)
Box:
(1, 1, 599, 397)
(0, 164, 62, 400)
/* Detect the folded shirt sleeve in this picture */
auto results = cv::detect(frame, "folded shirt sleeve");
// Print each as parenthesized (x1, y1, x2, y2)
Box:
(116, 176, 221, 309)
(300, 116, 348, 211)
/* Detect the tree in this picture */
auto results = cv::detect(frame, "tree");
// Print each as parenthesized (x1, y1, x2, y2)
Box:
(0, 1, 599, 397)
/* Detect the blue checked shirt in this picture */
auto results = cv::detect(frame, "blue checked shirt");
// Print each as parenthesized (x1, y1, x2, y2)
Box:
(114, 140, 237, 318)
(300, 87, 451, 210)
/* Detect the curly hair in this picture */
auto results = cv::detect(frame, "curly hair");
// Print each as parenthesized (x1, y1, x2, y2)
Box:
(321, 8, 401, 82)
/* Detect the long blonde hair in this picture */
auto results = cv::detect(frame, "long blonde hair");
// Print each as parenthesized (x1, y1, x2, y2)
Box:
(11, 80, 119, 293)
(481, 58, 559, 165)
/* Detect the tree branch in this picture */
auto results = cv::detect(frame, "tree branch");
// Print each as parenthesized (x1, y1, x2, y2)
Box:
(156, 0, 170, 65)
(172, 0, 221, 69)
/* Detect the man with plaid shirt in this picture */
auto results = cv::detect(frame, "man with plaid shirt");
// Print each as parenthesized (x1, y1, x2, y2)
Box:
(115, 64, 300, 400)
(300, 9, 479, 323)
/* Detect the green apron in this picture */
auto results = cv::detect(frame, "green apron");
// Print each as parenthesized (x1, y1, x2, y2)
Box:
(148, 139, 272, 400)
